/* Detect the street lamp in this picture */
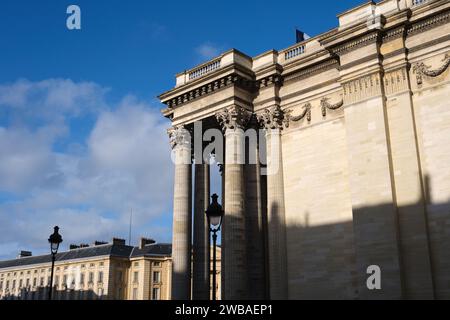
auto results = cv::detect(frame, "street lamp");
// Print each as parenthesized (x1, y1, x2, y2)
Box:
(48, 226, 62, 300)
(205, 194, 224, 301)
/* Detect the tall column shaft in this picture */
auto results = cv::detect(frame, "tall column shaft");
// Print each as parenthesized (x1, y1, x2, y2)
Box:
(265, 129, 288, 299)
(244, 138, 267, 299)
(169, 127, 192, 300)
(223, 128, 248, 299)
(193, 163, 210, 300)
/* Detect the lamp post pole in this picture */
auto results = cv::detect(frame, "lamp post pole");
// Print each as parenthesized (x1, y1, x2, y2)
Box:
(211, 226, 219, 301)
(205, 194, 224, 301)
(48, 226, 63, 300)
(48, 252, 56, 300)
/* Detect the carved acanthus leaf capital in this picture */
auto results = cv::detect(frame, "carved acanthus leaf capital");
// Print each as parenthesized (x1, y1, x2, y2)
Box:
(215, 105, 251, 131)
(258, 105, 289, 130)
(167, 125, 191, 150)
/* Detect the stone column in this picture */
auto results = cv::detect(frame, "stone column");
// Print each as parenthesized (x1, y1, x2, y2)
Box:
(168, 126, 192, 300)
(244, 117, 267, 299)
(216, 106, 250, 299)
(258, 105, 288, 300)
(193, 163, 210, 300)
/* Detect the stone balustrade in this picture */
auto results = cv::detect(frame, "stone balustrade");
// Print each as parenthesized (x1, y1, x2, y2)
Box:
(188, 59, 221, 81)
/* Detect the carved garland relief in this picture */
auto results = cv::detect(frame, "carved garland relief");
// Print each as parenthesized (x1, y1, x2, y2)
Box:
(413, 53, 450, 85)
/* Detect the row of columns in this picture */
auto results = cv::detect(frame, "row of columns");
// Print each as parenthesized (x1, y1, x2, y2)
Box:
(168, 105, 289, 300)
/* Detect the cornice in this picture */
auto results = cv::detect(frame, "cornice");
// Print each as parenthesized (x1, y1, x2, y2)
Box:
(163, 73, 255, 109)
(407, 8, 450, 36)
(159, 63, 253, 101)
(331, 30, 381, 55)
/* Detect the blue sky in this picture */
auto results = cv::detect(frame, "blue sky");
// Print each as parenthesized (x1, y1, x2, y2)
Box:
(0, 0, 365, 259)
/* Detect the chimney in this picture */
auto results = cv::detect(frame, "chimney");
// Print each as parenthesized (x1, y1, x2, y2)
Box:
(93, 241, 108, 246)
(139, 237, 156, 249)
(112, 238, 126, 246)
(69, 244, 80, 250)
(79, 244, 89, 248)
(17, 251, 32, 258)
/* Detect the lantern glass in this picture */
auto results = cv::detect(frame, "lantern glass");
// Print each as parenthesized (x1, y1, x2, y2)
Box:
(210, 215, 222, 227)
(50, 242, 59, 254)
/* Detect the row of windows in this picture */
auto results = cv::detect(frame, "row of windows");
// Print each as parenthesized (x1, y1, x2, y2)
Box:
(0, 271, 104, 291)
(0, 262, 105, 279)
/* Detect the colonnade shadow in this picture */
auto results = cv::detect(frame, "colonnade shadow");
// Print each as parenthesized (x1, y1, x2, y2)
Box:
(184, 175, 450, 300)
(1, 287, 102, 300)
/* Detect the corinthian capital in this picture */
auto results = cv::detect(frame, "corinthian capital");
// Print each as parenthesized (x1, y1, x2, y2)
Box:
(215, 105, 251, 131)
(167, 125, 191, 150)
(258, 105, 289, 130)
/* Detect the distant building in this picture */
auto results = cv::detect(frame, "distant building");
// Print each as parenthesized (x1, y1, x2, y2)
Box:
(0, 238, 221, 300)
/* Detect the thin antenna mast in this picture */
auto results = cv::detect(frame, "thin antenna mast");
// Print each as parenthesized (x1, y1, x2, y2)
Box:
(128, 208, 133, 246)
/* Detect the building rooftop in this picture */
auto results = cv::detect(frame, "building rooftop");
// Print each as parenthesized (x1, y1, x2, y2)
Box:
(0, 240, 172, 270)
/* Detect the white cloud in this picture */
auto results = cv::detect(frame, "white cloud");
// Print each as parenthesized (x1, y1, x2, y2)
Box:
(195, 43, 222, 60)
(0, 79, 173, 260)
(0, 78, 108, 122)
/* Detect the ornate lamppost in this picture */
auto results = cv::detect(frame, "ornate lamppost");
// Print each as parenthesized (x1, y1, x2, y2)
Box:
(48, 226, 62, 300)
(205, 194, 224, 300)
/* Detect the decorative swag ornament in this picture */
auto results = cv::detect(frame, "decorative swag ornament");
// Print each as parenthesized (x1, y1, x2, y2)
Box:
(413, 53, 450, 85)
(320, 97, 344, 117)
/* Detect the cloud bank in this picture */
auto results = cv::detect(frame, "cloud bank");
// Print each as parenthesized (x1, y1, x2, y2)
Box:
(0, 79, 173, 260)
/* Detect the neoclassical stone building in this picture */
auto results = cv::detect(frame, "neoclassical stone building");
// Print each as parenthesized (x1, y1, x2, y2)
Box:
(159, 0, 450, 300)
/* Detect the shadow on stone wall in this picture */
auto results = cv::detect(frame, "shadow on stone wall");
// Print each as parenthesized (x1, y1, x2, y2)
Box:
(283, 175, 450, 300)
(1, 286, 102, 300)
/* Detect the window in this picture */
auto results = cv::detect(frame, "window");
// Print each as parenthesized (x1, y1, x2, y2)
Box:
(132, 288, 138, 300)
(80, 273, 85, 285)
(99, 262, 104, 267)
(81, 264, 85, 268)
(153, 261, 161, 267)
(152, 287, 160, 300)
(26, 278, 30, 287)
(47, 276, 51, 286)
(0, 281, 3, 290)
(40, 277, 44, 286)
(33, 278, 37, 287)
(20, 271, 23, 275)
(116, 271, 123, 283)
(134, 262, 139, 267)
(27, 271, 31, 275)
(33, 270, 37, 274)
(12, 280, 16, 289)
(133, 271, 139, 283)
(153, 271, 161, 283)
(64, 266, 68, 270)
(90, 263, 95, 268)
(98, 271, 103, 283)
(63, 275, 67, 285)
(55, 276, 59, 287)
(19, 279, 23, 288)
(6, 280, 9, 290)
(88, 272, 94, 283)
(41, 269, 45, 273)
